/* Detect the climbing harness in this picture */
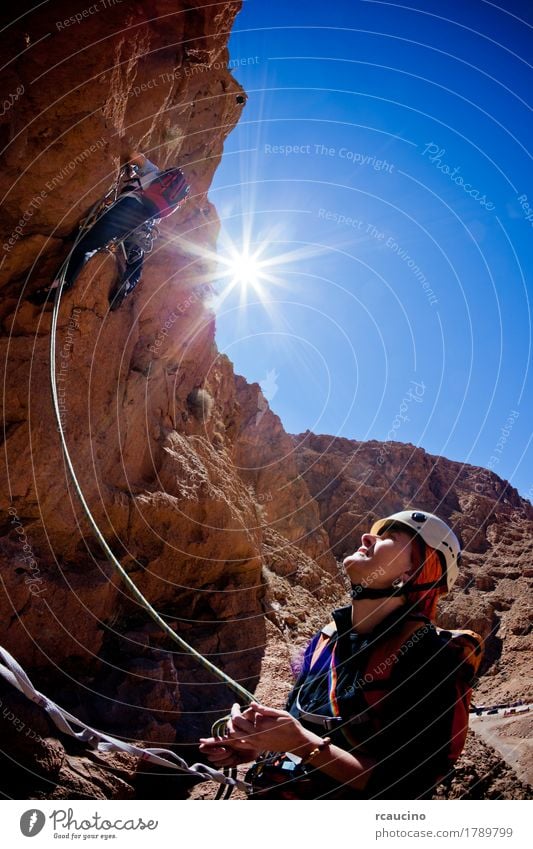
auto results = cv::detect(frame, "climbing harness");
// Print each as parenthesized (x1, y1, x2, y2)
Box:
(0, 645, 249, 793)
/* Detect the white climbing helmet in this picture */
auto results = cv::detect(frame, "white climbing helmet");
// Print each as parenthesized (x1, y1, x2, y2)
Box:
(370, 509, 461, 592)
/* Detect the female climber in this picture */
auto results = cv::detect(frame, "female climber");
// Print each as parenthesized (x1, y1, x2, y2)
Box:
(199, 510, 483, 799)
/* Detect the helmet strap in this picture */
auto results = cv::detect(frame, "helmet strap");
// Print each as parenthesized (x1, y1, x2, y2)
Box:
(405, 575, 448, 592)
(350, 580, 407, 600)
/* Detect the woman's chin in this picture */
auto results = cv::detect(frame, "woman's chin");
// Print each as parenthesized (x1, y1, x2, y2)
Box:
(344, 566, 366, 585)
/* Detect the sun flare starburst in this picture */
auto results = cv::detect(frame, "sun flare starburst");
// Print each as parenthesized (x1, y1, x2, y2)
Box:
(168, 214, 329, 316)
(216, 242, 272, 302)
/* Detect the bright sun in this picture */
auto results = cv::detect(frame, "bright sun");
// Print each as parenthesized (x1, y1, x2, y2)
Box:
(214, 239, 274, 306)
(171, 220, 328, 312)
(211, 232, 328, 311)
(226, 249, 263, 288)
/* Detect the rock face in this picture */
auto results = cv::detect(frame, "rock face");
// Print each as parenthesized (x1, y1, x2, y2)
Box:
(0, 2, 530, 801)
(1, 0, 258, 737)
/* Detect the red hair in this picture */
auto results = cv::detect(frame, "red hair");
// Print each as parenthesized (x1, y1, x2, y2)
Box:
(405, 539, 447, 620)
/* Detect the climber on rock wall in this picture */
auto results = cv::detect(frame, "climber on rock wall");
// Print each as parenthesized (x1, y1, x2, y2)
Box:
(199, 510, 484, 800)
(29, 149, 189, 309)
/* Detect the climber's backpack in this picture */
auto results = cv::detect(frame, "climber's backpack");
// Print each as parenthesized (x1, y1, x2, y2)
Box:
(306, 615, 484, 772)
(140, 167, 190, 218)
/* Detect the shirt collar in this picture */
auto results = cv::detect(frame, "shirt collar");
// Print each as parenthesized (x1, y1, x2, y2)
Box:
(331, 602, 419, 640)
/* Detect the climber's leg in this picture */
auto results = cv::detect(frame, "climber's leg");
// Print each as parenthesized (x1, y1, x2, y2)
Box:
(62, 197, 149, 288)
(108, 244, 145, 311)
(28, 197, 150, 304)
(122, 243, 145, 294)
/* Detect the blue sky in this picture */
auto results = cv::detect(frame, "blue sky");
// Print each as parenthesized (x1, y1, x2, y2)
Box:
(209, 0, 532, 500)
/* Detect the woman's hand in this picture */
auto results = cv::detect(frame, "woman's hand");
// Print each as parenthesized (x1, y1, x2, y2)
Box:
(198, 734, 260, 768)
(199, 702, 318, 768)
(120, 135, 140, 164)
(224, 702, 315, 754)
(128, 151, 146, 168)
(199, 703, 374, 791)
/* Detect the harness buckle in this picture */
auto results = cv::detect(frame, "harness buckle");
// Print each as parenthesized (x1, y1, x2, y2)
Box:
(297, 708, 344, 731)
(323, 717, 344, 732)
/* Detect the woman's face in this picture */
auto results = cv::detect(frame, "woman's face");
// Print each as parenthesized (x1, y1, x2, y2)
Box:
(343, 527, 414, 589)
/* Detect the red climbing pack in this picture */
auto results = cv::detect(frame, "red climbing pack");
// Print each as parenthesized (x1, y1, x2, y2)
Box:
(140, 168, 190, 218)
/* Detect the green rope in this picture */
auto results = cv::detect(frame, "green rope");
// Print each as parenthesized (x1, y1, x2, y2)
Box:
(48, 220, 255, 710)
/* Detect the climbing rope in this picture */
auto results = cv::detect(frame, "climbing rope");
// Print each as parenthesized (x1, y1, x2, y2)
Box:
(42, 174, 257, 792)
(0, 645, 249, 792)
(49, 178, 255, 706)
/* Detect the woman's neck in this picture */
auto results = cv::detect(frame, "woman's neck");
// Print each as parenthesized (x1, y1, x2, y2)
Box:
(351, 595, 406, 634)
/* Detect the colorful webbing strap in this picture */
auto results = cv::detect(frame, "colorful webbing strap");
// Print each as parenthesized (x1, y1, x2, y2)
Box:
(0, 645, 250, 791)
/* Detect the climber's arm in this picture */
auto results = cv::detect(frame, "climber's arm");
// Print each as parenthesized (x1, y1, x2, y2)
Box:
(125, 151, 159, 176)
(209, 702, 376, 791)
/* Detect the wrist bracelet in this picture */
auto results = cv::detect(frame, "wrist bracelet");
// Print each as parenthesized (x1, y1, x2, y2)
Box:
(303, 736, 331, 763)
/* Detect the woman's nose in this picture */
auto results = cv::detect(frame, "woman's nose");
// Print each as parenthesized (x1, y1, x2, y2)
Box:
(360, 532, 377, 550)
